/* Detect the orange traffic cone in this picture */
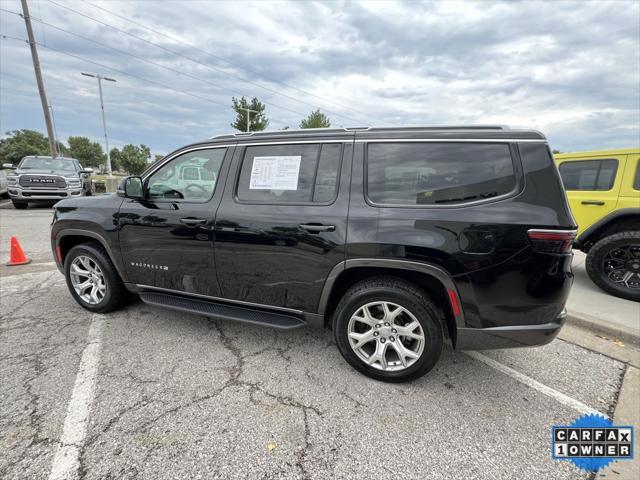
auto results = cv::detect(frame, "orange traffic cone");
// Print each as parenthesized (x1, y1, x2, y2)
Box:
(6, 236, 31, 266)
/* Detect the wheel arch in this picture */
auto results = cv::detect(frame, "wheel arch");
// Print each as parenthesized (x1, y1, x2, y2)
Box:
(318, 259, 464, 345)
(577, 208, 640, 251)
(56, 229, 127, 282)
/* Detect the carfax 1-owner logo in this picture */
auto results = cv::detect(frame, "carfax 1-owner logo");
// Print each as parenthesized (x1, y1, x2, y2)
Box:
(552, 413, 634, 472)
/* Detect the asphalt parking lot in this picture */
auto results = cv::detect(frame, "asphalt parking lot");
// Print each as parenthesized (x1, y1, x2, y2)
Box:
(0, 202, 635, 479)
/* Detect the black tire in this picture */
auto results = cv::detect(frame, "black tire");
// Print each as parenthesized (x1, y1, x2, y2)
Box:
(64, 242, 131, 313)
(333, 277, 444, 383)
(12, 200, 28, 209)
(585, 231, 640, 302)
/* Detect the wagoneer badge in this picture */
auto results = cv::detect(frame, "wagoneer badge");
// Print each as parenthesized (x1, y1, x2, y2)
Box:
(130, 262, 168, 271)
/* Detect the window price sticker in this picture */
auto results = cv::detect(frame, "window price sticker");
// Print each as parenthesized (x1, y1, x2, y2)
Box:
(249, 156, 301, 190)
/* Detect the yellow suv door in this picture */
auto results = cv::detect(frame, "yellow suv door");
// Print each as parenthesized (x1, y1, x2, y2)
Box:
(556, 155, 626, 237)
(618, 153, 640, 210)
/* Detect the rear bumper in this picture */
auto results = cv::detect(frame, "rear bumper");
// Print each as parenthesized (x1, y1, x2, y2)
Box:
(456, 309, 567, 350)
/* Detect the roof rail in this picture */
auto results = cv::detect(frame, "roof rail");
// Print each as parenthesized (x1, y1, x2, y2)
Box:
(209, 125, 511, 140)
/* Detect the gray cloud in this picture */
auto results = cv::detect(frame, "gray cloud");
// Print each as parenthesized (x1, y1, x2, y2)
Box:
(0, 0, 638, 154)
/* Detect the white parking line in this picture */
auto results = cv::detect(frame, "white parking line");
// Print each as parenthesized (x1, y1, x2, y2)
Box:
(48, 314, 105, 480)
(466, 351, 602, 416)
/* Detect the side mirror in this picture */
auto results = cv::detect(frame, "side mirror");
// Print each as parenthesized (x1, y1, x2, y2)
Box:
(117, 176, 144, 199)
(2, 163, 15, 169)
(80, 167, 93, 174)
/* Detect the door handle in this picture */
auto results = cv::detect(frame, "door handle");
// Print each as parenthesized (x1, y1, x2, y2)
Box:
(299, 224, 335, 233)
(581, 200, 605, 206)
(180, 218, 207, 226)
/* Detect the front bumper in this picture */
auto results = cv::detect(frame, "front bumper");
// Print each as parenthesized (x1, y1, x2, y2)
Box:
(456, 309, 567, 350)
(8, 186, 83, 200)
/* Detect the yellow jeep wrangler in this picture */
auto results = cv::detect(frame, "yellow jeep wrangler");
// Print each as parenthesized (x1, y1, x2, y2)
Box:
(555, 148, 639, 301)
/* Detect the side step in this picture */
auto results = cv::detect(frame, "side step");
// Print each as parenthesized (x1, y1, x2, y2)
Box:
(139, 291, 306, 330)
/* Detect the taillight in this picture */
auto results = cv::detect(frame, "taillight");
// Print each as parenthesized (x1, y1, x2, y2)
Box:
(527, 229, 576, 253)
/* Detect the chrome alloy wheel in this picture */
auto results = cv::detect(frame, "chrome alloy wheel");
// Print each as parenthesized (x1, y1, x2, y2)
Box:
(70, 255, 107, 305)
(603, 244, 640, 290)
(347, 301, 425, 371)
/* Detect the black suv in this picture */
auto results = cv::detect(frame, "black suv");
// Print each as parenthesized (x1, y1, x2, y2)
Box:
(51, 126, 576, 382)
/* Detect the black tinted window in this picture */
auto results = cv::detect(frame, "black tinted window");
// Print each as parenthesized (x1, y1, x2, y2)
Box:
(237, 143, 341, 203)
(559, 159, 618, 191)
(366, 143, 516, 206)
(634, 161, 640, 191)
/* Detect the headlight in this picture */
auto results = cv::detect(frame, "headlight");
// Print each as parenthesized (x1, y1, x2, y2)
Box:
(7, 176, 17, 185)
(67, 178, 81, 185)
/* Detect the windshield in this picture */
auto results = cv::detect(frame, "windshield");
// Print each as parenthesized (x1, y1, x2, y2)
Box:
(19, 157, 77, 172)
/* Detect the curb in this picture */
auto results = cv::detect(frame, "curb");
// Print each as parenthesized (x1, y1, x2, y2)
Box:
(566, 312, 640, 348)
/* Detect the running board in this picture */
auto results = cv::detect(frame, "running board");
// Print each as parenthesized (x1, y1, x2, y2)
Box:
(139, 291, 306, 330)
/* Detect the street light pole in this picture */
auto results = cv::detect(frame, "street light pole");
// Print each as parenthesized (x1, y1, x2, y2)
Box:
(81, 72, 116, 175)
(241, 107, 259, 132)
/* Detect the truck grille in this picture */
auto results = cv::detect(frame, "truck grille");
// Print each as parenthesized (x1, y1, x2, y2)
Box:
(19, 175, 67, 188)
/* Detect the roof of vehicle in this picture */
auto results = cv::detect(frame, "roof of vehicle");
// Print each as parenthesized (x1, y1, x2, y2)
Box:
(200, 125, 546, 145)
(21, 155, 79, 161)
(554, 148, 640, 160)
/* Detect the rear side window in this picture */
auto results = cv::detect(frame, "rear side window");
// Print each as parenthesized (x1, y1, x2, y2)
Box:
(366, 143, 516, 206)
(558, 159, 618, 191)
(237, 143, 342, 203)
(634, 161, 640, 191)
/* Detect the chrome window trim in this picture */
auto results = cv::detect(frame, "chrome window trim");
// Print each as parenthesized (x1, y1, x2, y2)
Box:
(144, 138, 545, 183)
(135, 284, 304, 315)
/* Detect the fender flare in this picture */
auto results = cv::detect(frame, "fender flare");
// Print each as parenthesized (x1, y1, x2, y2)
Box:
(317, 258, 465, 328)
(577, 208, 640, 245)
(55, 228, 127, 282)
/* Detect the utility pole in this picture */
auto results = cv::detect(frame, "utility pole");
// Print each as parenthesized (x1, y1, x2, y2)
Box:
(49, 103, 60, 155)
(20, 0, 57, 157)
(82, 72, 116, 175)
(241, 107, 259, 132)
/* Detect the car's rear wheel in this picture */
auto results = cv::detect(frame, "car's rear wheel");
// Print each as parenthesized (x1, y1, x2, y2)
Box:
(333, 277, 443, 382)
(64, 242, 131, 312)
(12, 200, 27, 209)
(586, 231, 640, 302)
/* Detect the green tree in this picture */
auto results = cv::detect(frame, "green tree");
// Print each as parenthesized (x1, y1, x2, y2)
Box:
(153, 154, 165, 163)
(0, 129, 49, 165)
(117, 144, 151, 175)
(231, 96, 269, 132)
(67, 136, 105, 168)
(299, 109, 331, 129)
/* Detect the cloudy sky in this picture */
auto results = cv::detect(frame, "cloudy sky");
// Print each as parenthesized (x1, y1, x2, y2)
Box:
(1, 0, 638, 155)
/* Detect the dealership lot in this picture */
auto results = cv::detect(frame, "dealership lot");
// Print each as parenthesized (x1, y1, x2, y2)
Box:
(0, 205, 635, 479)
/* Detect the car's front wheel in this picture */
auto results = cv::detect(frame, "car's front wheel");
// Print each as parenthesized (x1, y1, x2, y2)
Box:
(333, 277, 444, 382)
(12, 200, 27, 209)
(586, 231, 640, 302)
(64, 242, 130, 312)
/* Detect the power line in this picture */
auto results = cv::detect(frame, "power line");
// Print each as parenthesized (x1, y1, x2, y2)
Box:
(83, 0, 376, 122)
(1, 34, 280, 121)
(82, 0, 377, 123)
(47, 0, 373, 126)
(1, 9, 315, 122)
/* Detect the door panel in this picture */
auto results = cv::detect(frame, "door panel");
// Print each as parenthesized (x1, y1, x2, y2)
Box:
(618, 153, 640, 208)
(214, 141, 353, 312)
(117, 146, 232, 296)
(557, 156, 626, 236)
